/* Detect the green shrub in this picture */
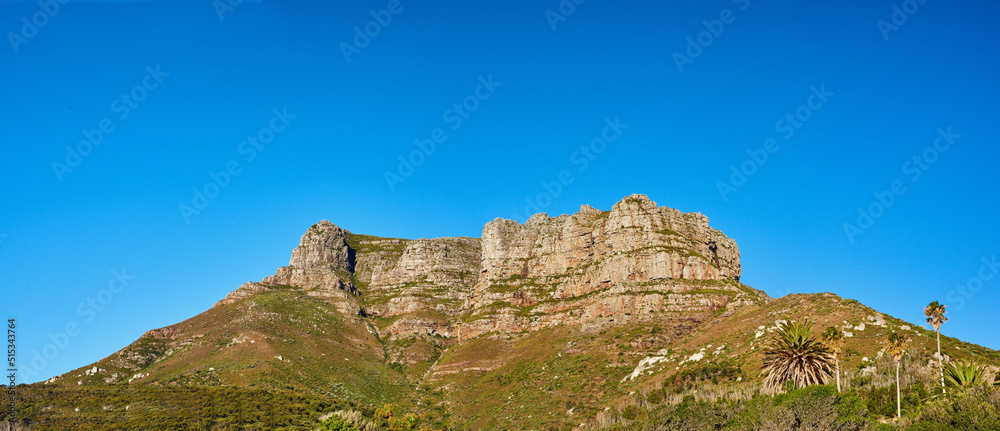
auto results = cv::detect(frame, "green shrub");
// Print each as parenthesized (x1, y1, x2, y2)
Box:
(905, 385, 1000, 430)
(745, 385, 870, 431)
(858, 384, 929, 418)
(605, 385, 871, 430)
(622, 405, 640, 420)
(661, 361, 744, 394)
(646, 388, 664, 405)
(7, 383, 341, 430)
(321, 416, 361, 431)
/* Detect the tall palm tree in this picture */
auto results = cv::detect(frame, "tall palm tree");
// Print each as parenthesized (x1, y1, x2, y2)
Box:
(822, 326, 845, 393)
(887, 332, 910, 419)
(762, 320, 834, 390)
(924, 301, 948, 394)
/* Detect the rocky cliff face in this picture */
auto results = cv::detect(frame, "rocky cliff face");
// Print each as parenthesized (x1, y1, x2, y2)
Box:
(219, 194, 761, 347)
(354, 235, 480, 340)
(460, 194, 749, 339)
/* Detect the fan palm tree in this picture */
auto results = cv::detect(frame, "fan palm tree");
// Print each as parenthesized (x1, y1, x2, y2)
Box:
(822, 326, 845, 393)
(944, 361, 990, 387)
(924, 301, 948, 394)
(762, 320, 834, 390)
(886, 332, 910, 419)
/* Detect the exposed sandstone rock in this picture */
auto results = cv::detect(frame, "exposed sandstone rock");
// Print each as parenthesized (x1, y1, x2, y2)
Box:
(458, 194, 749, 339)
(262, 220, 355, 292)
(216, 195, 763, 345)
(362, 237, 480, 342)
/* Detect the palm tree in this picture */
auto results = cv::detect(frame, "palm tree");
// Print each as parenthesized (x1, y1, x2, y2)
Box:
(924, 301, 948, 394)
(762, 320, 834, 390)
(886, 332, 910, 419)
(944, 361, 990, 387)
(822, 326, 845, 393)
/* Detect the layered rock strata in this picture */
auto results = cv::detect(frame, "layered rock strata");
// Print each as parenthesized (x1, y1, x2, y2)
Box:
(218, 194, 760, 343)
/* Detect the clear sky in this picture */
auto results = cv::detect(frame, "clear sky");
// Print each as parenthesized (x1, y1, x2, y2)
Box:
(2, 0, 998, 383)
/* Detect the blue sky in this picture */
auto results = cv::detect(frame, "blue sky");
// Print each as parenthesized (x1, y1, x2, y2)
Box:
(2, 0, 998, 383)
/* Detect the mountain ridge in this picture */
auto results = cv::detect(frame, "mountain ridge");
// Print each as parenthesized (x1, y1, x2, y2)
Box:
(21, 194, 1000, 430)
(213, 193, 764, 349)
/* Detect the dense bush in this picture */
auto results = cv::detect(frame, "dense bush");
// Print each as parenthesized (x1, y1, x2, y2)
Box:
(661, 362, 745, 394)
(591, 384, 1000, 431)
(731, 385, 870, 431)
(2, 383, 339, 430)
(857, 384, 930, 418)
(321, 416, 361, 431)
(903, 385, 1000, 430)
(593, 385, 870, 430)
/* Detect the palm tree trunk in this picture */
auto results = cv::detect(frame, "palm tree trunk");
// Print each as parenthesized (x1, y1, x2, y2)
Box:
(896, 361, 902, 418)
(937, 329, 945, 394)
(836, 357, 841, 393)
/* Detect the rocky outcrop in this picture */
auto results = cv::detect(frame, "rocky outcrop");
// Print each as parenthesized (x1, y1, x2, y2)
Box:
(457, 194, 750, 339)
(216, 221, 361, 316)
(217, 194, 762, 343)
(262, 220, 355, 292)
(476, 195, 739, 291)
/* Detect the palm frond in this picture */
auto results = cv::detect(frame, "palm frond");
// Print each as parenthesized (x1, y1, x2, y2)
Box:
(924, 301, 947, 330)
(822, 326, 844, 355)
(886, 332, 909, 362)
(944, 361, 989, 387)
(761, 320, 833, 389)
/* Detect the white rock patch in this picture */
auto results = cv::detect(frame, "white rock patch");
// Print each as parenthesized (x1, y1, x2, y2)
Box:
(623, 356, 667, 382)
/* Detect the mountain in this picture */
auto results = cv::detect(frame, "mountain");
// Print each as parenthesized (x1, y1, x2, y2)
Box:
(8, 195, 999, 430)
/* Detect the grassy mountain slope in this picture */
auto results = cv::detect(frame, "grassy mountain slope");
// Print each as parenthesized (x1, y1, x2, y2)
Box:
(9, 286, 999, 430)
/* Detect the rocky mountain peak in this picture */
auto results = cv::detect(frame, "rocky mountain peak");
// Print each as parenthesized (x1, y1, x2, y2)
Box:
(219, 195, 755, 344)
(288, 220, 352, 271)
(215, 220, 360, 314)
